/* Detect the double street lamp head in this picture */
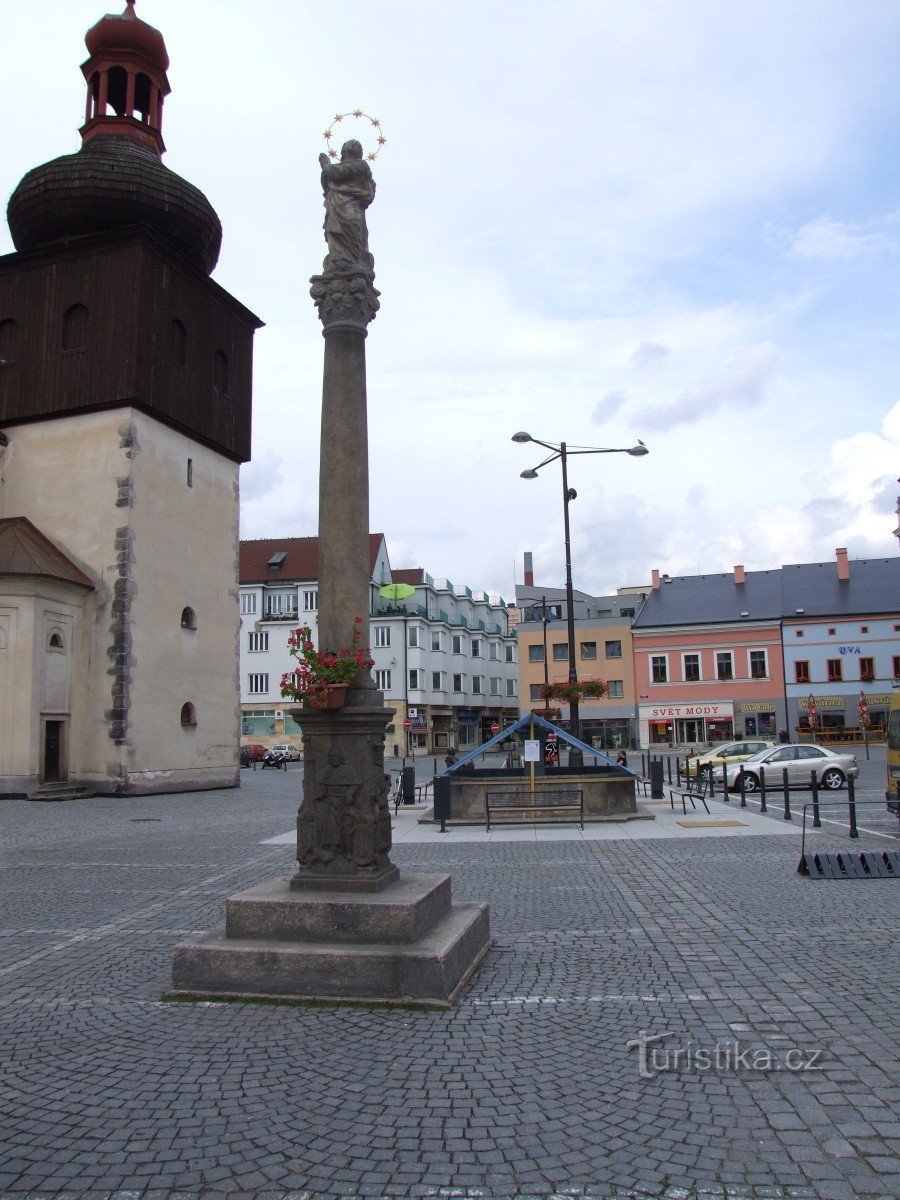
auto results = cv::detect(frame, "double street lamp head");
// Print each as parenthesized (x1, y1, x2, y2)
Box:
(512, 432, 649, 475)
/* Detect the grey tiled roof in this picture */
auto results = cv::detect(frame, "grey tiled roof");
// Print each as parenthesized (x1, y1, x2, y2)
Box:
(633, 558, 899, 628)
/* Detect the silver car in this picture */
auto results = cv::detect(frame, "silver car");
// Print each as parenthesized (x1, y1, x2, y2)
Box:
(725, 743, 858, 792)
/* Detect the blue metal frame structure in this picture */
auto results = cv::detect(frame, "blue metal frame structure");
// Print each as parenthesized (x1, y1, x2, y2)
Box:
(443, 711, 640, 778)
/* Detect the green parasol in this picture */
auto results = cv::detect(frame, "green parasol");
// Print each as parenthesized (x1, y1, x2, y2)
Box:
(378, 582, 416, 602)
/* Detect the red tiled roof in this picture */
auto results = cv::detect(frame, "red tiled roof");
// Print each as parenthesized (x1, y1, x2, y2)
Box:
(0, 517, 94, 589)
(239, 534, 385, 583)
(391, 568, 425, 585)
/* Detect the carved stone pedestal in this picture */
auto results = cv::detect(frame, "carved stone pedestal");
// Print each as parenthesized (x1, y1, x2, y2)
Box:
(168, 701, 491, 1006)
(168, 872, 490, 1007)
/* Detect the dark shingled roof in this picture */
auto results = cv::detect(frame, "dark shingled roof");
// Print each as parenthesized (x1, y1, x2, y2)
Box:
(391, 568, 426, 585)
(633, 557, 899, 629)
(0, 517, 94, 589)
(239, 535, 385, 584)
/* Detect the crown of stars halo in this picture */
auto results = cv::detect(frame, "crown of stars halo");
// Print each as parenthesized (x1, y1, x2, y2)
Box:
(322, 110, 387, 161)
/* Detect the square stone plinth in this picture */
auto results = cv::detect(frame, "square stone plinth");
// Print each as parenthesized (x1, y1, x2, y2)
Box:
(226, 873, 452, 944)
(168, 872, 490, 1008)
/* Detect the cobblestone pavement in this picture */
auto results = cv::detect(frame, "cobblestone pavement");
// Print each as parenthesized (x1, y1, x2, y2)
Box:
(0, 767, 898, 1200)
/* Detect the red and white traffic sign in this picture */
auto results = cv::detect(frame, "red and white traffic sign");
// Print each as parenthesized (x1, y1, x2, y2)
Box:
(490, 722, 500, 733)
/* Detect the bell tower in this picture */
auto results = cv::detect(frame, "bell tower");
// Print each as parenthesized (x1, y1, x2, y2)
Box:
(0, 2, 263, 797)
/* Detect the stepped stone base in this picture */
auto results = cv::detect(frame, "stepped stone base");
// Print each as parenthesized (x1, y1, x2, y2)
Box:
(27, 783, 95, 802)
(168, 872, 490, 1008)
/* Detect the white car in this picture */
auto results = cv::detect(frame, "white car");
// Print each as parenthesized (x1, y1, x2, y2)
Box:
(725, 744, 858, 792)
(271, 744, 302, 762)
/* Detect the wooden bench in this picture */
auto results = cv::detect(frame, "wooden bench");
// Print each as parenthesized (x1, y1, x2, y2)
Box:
(669, 771, 711, 815)
(485, 788, 584, 831)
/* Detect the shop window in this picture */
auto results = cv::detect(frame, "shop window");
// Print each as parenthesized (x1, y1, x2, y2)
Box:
(180, 702, 197, 728)
(61, 304, 88, 351)
(826, 659, 842, 682)
(795, 660, 810, 684)
(180, 606, 197, 630)
(859, 657, 875, 682)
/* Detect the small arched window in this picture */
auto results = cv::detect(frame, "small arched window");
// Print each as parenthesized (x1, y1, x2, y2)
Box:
(170, 319, 187, 367)
(0, 319, 17, 364)
(214, 349, 229, 394)
(180, 702, 197, 728)
(180, 606, 196, 631)
(47, 631, 65, 652)
(62, 304, 88, 352)
(135, 73, 152, 122)
(107, 65, 128, 116)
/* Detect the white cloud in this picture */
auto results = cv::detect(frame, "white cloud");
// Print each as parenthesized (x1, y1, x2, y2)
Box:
(790, 214, 899, 262)
(636, 342, 778, 431)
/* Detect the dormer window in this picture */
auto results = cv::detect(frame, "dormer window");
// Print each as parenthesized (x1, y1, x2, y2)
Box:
(267, 552, 287, 572)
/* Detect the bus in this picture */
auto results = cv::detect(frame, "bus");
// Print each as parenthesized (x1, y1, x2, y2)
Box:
(887, 686, 900, 814)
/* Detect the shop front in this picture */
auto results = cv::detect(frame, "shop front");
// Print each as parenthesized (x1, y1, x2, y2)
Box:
(734, 700, 779, 739)
(638, 702, 734, 748)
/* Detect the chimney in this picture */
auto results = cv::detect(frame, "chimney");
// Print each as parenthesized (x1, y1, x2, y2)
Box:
(836, 547, 850, 582)
(734, 564, 745, 585)
(651, 568, 660, 590)
(524, 551, 534, 587)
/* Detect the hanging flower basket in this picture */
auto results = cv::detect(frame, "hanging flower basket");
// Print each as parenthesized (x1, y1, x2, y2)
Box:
(322, 684, 348, 711)
(280, 617, 373, 710)
(538, 679, 607, 704)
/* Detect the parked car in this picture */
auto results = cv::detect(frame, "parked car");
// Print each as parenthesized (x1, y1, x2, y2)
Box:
(239, 743, 267, 768)
(271, 744, 302, 762)
(685, 739, 775, 779)
(724, 744, 858, 792)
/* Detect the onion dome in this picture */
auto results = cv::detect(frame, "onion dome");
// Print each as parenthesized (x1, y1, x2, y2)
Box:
(85, 0, 168, 75)
(5, 2, 222, 275)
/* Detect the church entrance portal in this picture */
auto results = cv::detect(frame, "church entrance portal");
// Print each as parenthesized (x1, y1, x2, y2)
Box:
(42, 721, 65, 783)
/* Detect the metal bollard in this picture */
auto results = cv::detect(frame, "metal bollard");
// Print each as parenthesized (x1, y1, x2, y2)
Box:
(811, 771, 821, 828)
(782, 767, 791, 821)
(677, 757, 682, 785)
(848, 775, 858, 839)
(667, 757, 672, 785)
(759, 765, 767, 812)
(738, 766, 745, 807)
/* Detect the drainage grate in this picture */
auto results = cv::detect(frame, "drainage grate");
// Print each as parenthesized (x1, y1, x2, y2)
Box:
(798, 849, 900, 879)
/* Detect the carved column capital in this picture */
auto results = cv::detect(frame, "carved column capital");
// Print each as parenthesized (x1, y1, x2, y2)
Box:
(310, 268, 380, 334)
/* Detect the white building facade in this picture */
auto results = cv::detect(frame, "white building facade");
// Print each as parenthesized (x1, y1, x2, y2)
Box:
(238, 547, 519, 755)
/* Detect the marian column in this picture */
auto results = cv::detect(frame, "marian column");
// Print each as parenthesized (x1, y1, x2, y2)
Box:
(293, 139, 397, 892)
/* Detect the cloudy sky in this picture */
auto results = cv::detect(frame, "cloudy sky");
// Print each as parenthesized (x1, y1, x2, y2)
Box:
(3, 1, 899, 600)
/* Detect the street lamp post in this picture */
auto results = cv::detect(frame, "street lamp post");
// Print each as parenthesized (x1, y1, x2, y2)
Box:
(512, 432, 648, 742)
